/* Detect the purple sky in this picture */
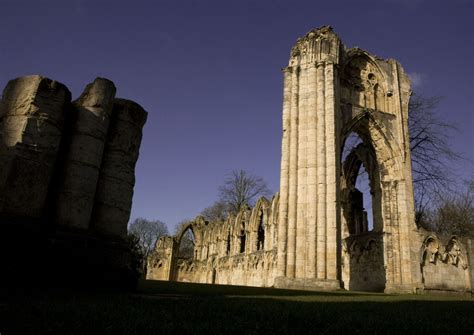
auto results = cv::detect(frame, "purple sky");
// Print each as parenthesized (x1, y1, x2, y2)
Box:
(1, 0, 472, 231)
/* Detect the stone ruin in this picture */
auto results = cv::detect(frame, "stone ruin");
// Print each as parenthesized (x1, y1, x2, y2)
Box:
(148, 197, 279, 286)
(0, 75, 147, 287)
(148, 26, 473, 294)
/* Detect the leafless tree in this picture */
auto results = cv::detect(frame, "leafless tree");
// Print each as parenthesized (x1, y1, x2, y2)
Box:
(201, 200, 229, 222)
(128, 218, 169, 258)
(408, 93, 464, 225)
(419, 180, 474, 237)
(218, 169, 271, 214)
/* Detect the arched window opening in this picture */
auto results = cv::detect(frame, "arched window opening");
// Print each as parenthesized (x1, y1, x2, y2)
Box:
(342, 133, 375, 234)
(257, 212, 265, 251)
(226, 231, 231, 255)
(350, 163, 373, 233)
(239, 221, 246, 253)
(178, 228, 195, 260)
(342, 133, 363, 162)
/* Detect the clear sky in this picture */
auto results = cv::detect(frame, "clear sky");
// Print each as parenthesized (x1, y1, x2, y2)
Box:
(1, 0, 472, 232)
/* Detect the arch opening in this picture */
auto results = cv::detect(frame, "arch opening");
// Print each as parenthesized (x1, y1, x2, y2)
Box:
(226, 230, 231, 255)
(239, 221, 246, 253)
(341, 133, 375, 235)
(340, 131, 386, 292)
(257, 211, 265, 251)
(171, 224, 198, 282)
(177, 227, 196, 260)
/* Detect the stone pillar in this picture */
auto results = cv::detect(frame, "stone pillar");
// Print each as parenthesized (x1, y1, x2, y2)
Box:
(295, 64, 308, 278)
(286, 67, 299, 278)
(55, 78, 116, 229)
(275, 26, 342, 290)
(305, 64, 318, 278)
(277, 67, 292, 277)
(315, 61, 327, 279)
(90, 99, 147, 237)
(0, 75, 71, 219)
(324, 63, 338, 280)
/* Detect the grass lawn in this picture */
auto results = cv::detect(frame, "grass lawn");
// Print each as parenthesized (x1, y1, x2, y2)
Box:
(0, 280, 472, 334)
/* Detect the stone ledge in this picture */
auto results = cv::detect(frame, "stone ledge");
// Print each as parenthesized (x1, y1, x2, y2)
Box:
(274, 277, 341, 291)
(384, 284, 419, 294)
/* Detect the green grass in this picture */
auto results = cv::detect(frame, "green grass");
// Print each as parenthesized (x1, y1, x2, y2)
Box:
(0, 280, 472, 334)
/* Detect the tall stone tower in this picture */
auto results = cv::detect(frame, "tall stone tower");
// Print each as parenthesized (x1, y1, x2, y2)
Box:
(276, 26, 420, 293)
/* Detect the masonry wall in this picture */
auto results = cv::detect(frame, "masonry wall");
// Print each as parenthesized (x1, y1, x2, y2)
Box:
(147, 196, 279, 287)
(342, 233, 385, 292)
(173, 250, 277, 287)
(419, 232, 471, 293)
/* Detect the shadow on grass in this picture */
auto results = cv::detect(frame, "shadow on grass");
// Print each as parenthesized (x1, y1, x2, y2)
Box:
(137, 279, 387, 297)
(0, 281, 472, 334)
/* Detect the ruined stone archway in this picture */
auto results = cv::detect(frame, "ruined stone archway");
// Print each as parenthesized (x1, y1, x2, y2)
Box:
(339, 133, 385, 291)
(147, 26, 472, 294)
(170, 218, 203, 282)
(276, 26, 419, 293)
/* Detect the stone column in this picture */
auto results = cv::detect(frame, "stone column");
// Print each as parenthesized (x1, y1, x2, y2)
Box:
(305, 63, 318, 278)
(0, 76, 70, 219)
(90, 99, 147, 237)
(316, 62, 327, 279)
(295, 64, 308, 278)
(286, 67, 299, 278)
(324, 63, 338, 280)
(277, 67, 292, 277)
(55, 78, 116, 229)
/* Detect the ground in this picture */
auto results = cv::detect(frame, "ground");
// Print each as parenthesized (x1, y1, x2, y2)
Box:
(0, 281, 472, 334)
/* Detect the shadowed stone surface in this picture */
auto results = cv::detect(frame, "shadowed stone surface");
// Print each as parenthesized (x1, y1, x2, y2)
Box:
(0, 75, 147, 289)
(91, 99, 148, 237)
(0, 75, 71, 220)
(55, 78, 116, 229)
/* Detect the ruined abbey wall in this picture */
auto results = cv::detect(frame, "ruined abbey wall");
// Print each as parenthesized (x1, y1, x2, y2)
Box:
(147, 26, 472, 294)
(148, 196, 279, 287)
(149, 213, 473, 293)
(419, 232, 473, 293)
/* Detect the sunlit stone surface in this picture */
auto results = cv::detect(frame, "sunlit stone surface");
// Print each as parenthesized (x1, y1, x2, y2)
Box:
(147, 26, 473, 294)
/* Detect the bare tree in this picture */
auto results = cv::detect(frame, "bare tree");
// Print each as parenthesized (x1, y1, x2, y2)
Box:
(128, 218, 169, 258)
(408, 93, 464, 225)
(218, 169, 271, 214)
(420, 180, 474, 237)
(201, 200, 229, 222)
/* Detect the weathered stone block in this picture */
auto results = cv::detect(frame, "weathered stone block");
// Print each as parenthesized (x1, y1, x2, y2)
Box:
(0, 75, 71, 219)
(55, 78, 116, 229)
(91, 98, 147, 237)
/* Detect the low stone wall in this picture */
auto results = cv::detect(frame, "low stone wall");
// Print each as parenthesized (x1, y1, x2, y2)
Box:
(419, 232, 472, 293)
(173, 250, 277, 287)
(342, 232, 385, 292)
